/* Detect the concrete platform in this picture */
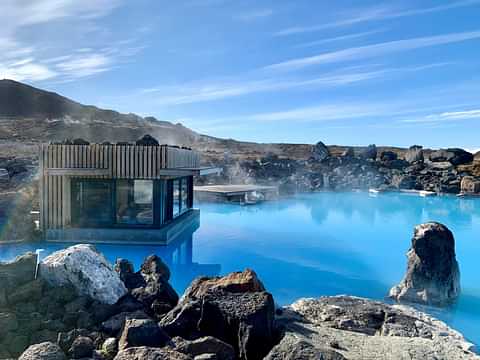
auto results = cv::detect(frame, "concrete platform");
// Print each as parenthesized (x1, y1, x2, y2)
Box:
(194, 184, 278, 203)
(45, 209, 200, 245)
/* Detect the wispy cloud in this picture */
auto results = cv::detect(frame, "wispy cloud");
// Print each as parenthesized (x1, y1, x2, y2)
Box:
(1, 0, 121, 32)
(0, 0, 140, 83)
(55, 54, 112, 78)
(266, 30, 480, 72)
(294, 29, 386, 49)
(0, 59, 56, 82)
(137, 63, 446, 106)
(275, 1, 480, 36)
(234, 9, 273, 22)
(402, 109, 480, 123)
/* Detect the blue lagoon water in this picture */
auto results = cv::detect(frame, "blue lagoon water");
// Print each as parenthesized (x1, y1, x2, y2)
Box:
(1, 192, 480, 344)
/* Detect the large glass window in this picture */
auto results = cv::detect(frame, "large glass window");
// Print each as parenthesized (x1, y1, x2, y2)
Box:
(171, 177, 191, 219)
(71, 180, 113, 227)
(173, 179, 181, 218)
(181, 178, 188, 211)
(116, 180, 153, 225)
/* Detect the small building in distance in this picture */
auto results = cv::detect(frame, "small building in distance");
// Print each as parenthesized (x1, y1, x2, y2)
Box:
(39, 137, 220, 244)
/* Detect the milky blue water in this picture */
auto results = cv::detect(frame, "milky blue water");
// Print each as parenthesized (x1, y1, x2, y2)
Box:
(1, 192, 480, 345)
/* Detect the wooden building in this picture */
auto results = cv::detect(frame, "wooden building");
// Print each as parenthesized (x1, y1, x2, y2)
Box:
(39, 143, 219, 243)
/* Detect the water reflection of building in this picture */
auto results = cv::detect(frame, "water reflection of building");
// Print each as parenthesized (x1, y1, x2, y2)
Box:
(165, 232, 221, 292)
(39, 143, 220, 243)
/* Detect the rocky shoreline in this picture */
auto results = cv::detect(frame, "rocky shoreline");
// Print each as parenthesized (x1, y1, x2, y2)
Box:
(204, 143, 480, 196)
(1, 243, 478, 360)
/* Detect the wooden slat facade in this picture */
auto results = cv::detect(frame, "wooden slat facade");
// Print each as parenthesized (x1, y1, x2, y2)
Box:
(40, 144, 200, 231)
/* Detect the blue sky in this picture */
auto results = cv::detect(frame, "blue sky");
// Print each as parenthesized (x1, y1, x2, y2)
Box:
(1, 0, 480, 149)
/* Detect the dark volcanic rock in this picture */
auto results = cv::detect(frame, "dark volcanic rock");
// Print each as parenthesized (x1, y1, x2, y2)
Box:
(118, 318, 170, 350)
(198, 291, 276, 360)
(101, 338, 118, 360)
(405, 145, 424, 163)
(380, 151, 397, 162)
(136, 134, 159, 146)
(72, 138, 90, 145)
(461, 176, 480, 194)
(184, 269, 265, 299)
(68, 336, 95, 359)
(359, 144, 377, 160)
(311, 141, 330, 162)
(115, 259, 146, 290)
(0, 252, 37, 291)
(341, 147, 354, 158)
(174, 336, 235, 360)
(269, 296, 477, 359)
(19, 342, 66, 360)
(389, 222, 460, 305)
(265, 339, 346, 360)
(429, 148, 473, 165)
(118, 255, 178, 318)
(141, 255, 171, 282)
(101, 310, 149, 336)
(114, 346, 192, 360)
(160, 269, 276, 360)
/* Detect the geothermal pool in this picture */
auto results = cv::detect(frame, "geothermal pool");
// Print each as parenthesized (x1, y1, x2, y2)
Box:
(1, 192, 480, 345)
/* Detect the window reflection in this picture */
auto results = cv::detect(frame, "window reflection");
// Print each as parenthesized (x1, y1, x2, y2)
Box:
(173, 179, 181, 218)
(181, 178, 188, 211)
(117, 180, 153, 225)
(72, 180, 113, 227)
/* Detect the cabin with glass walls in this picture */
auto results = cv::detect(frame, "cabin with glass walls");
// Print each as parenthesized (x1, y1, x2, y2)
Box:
(39, 138, 219, 244)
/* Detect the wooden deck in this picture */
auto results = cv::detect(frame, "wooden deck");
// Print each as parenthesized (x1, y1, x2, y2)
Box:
(194, 184, 278, 203)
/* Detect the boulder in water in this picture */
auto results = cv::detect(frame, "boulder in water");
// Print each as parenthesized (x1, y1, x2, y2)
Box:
(39, 244, 127, 305)
(389, 222, 460, 305)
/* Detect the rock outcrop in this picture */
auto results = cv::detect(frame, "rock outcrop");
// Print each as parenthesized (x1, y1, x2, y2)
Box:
(160, 269, 276, 360)
(266, 296, 477, 360)
(389, 222, 460, 305)
(9, 247, 477, 360)
(311, 141, 330, 162)
(39, 244, 127, 305)
(223, 142, 478, 195)
(18, 342, 66, 360)
(405, 145, 424, 163)
(461, 176, 480, 194)
(115, 256, 178, 318)
(359, 144, 377, 160)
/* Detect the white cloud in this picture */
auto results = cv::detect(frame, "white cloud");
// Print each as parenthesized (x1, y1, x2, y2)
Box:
(402, 109, 480, 123)
(55, 53, 112, 78)
(137, 68, 402, 105)
(0, 0, 133, 83)
(265, 30, 480, 72)
(294, 29, 386, 49)
(3, 0, 121, 27)
(135, 63, 451, 106)
(275, 1, 480, 36)
(0, 59, 56, 81)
